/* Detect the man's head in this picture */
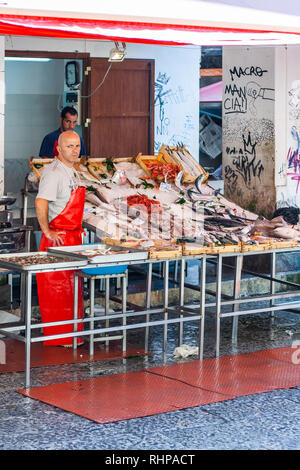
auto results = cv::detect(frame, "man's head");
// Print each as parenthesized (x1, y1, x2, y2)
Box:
(57, 130, 80, 167)
(60, 106, 78, 132)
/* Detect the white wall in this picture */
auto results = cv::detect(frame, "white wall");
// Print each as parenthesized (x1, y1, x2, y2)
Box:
(5, 59, 65, 193)
(2, 36, 200, 215)
(5, 36, 200, 155)
(276, 45, 300, 209)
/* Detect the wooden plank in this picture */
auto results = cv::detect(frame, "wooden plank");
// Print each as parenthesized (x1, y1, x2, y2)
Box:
(182, 246, 210, 255)
(241, 243, 271, 252)
(148, 248, 182, 259)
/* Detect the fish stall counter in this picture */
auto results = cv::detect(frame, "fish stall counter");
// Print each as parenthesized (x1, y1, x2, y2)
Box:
(47, 244, 208, 359)
(0, 244, 209, 388)
(0, 251, 88, 387)
(1, 240, 300, 388)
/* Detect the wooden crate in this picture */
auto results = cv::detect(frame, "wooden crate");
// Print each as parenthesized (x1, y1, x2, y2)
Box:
(101, 238, 145, 248)
(241, 243, 272, 252)
(270, 239, 299, 250)
(206, 244, 241, 254)
(86, 157, 136, 181)
(136, 153, 179, 182)
(29, 157, 53, 180)
(29, 156, 95, 182)
(148, 245, 182, 259)
(158, 145, 209, 184)
(182, 244, 210, 256)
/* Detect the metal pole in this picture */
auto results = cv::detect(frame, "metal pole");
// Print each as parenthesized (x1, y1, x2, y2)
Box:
(232, 254, 243, 344)
(20, 273, 26, 323)
(178, 258, 185, 346)
(105, 277, 110, 347)
(174, 260, 179, 282)
(25, 272, 32, 389)
(270, 251, 276, 318)
(122, 273, 127, 352)
(89, 277, 95, 355)
(73, 273, 78, 349)
(199, 255, 206, 360)
(163, 260, 169, 352)
(215, 254, 222, 357)
(145, 262, 152, 351)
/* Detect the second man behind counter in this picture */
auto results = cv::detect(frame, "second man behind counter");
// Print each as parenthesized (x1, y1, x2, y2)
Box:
(39, 106, 86, 159)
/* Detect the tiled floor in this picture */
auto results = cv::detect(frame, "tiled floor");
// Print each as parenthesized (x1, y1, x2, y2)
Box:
(0, 265, 300, 450)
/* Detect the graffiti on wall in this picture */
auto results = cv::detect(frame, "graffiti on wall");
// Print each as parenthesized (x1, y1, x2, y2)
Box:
(224, 131, 264, 194)
(276, 191, 298, 209)
(286, 125, 300, 193)
(222, 53, 276, 210)
(154, 72, 192, 152)
(224, 65, 275, 116)
(288, 82, 300, 120)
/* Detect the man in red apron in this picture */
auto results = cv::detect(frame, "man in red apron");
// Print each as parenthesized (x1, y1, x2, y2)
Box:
(39, 106, 86, 159)
(35, 130, 85, 346)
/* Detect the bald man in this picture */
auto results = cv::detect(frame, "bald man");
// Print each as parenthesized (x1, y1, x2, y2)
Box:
(35, 130, 86, 347)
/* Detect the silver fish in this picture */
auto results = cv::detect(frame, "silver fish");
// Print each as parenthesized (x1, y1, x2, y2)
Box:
(175, 170, 184, 190)
(195, 174, 205, 193)
(187, 189, 202, 202)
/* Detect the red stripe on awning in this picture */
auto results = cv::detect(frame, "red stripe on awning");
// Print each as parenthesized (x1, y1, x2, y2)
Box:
(0, 13, 296, 46)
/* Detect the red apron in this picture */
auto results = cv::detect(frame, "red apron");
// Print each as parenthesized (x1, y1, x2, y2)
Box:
(53, 139, 59, 158)
(36, 186, 86, 346)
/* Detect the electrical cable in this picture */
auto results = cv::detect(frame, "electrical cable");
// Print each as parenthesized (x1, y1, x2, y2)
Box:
(81, 62, 112, 99)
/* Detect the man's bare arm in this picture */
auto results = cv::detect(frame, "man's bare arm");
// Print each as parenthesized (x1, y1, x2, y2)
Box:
(35, 198, 65, 246)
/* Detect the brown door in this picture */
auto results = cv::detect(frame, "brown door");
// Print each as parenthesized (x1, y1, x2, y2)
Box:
(89, 58, 154, 157)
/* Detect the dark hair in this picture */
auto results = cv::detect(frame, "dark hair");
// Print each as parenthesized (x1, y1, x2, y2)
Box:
(61, 106, 78, 119)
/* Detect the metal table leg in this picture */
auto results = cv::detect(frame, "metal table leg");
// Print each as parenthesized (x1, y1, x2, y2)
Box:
(174, 260, 179, 282)
(232, 254, 243, 345)
(25, 272, 32, 389)
(19, 273, 26, 323)
(215, 254, 223, 357)
(89, 277, 95, 355)
(122, 274, 127, 352)
(145, 262, 152, 351)
(22, 191, 28, 226)
(163, 260, 169, 352)
(270, 251, 276, 318)
(199, 255, 206, 360)
(25, 229, 31, 252)
(73, 273, 79, 349)
(178, 258, 185, 346)
(105, 277, 110, 346)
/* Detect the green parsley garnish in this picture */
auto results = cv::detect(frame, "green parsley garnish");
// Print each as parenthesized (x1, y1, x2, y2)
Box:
(175, 197, 186, 205)
(140, 178, 154, 189)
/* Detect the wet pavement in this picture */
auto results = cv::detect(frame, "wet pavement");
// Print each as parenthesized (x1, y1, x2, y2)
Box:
(0, 265, 300, 451)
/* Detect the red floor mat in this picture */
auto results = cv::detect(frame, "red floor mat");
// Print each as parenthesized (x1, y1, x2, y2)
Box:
(147, 347, 300, 395)
(0, 339, 147, 373)
(18, 371, 233, 423)
(17, 347, 300, 424)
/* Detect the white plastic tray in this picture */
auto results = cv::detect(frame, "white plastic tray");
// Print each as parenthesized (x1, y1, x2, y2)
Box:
(48, 244, 149, 264)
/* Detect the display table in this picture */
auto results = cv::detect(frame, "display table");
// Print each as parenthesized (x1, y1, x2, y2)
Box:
(211, 246, 300, 357)
(0, 251, 206, 388)
(0, 244, 299, 388)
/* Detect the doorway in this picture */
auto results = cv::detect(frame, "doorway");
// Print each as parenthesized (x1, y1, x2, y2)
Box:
(4, 50, 89, 197)
(89, 58, 154, 157)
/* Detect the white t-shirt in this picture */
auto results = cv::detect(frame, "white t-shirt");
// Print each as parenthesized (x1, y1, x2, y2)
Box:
(37, 159, 80, 222)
